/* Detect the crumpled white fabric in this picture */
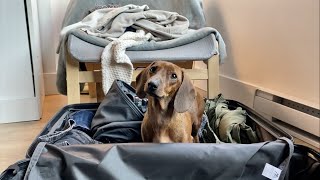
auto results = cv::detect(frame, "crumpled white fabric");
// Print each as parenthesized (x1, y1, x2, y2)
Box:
(101, 30, 152, 94)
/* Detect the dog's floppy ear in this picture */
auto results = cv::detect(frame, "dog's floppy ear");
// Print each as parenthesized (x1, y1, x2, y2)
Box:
(135, 67, 148, 98)
(174, 72, 196, 113)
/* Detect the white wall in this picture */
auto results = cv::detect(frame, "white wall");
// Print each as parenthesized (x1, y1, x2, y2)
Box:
(0, 0, 44, 123)
(203, 0, 319, 108)
(39, 0, 319, 109)
(37, 0, 69, 94)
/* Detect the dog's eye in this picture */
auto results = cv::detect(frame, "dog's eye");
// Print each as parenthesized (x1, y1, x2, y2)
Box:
(171, 73, 177, 79)
(149, 66, 157, 73)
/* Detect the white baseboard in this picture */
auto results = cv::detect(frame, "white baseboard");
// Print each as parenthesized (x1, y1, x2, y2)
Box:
(44, 72, 59, 95)
(0, 97, 42, 123)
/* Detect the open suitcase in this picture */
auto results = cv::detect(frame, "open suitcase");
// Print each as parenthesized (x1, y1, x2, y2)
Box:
(1, 80, 319, 180)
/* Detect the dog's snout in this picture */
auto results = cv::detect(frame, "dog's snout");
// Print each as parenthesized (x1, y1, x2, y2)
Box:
(148, 81, 159, 91)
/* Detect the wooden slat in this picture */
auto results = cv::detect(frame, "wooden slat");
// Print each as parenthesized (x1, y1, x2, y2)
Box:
(66, 56, 80, 104)
(79, 69, 208, 83)
(207, 55, 220, 99)
(85, 64, 97, 98)
(79, 71, 102, 83)
(96, 83, 105, 102)
(184, 69, 208, 79)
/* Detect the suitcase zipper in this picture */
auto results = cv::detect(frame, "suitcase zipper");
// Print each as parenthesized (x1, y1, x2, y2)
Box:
(116, 82, 144, 119)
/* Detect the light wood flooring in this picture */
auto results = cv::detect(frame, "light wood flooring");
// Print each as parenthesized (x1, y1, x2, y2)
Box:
(0, 94, 318, 173)
(0, 95, 95, 172)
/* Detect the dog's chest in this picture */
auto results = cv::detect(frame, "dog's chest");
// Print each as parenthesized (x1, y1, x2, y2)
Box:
(150, 112, 193, 143)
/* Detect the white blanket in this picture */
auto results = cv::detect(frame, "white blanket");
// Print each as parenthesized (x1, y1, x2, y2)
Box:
(101, 30, 152, 94)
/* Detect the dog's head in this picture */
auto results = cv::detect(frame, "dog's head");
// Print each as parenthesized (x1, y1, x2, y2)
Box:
(136, 61, 196, 112)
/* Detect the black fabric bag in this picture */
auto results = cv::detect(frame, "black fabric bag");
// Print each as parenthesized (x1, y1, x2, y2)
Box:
(4, 141, 320, 180)
(287, 144, 320, 180)
(2, 139, 294, 180)
(0, 159, 29, 180)
(91, 80, 146, 143)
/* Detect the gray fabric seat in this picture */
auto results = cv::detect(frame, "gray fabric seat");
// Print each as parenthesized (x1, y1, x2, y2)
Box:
(68, 34, 217, 63)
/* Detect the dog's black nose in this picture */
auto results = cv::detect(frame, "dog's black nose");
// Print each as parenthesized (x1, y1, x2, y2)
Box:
(148, 82, 158, 91)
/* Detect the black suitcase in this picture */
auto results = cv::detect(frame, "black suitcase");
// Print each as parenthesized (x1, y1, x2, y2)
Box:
(0, 81, 317, 180)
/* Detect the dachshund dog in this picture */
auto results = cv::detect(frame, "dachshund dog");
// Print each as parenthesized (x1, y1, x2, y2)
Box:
(136, 61, 205, 143)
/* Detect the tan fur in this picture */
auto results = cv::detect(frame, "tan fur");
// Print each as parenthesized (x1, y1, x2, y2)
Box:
(136, 61, 205, 143)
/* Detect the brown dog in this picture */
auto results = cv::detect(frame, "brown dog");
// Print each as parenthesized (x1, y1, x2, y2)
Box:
(136, 61, 205, 143)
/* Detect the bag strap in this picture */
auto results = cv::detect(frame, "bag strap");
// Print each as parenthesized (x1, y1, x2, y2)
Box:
(23, 142, 47, 180)
(278, 137, 294, 180)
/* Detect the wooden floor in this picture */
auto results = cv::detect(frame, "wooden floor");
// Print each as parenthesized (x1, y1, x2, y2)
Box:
(0, 94, 318, 173)
(0, 95, 95, 172)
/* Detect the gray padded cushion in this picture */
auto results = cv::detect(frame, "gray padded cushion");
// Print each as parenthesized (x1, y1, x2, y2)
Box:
(68, 34, 217, 63)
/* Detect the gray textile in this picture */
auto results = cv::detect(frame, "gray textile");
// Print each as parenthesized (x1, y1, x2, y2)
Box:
(68, 34, 216, 62)
(57, 0, 227, 95)
(58, 4, 190, 51)
(23, 139, 293, 180)
(38, 119, 100, 146)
